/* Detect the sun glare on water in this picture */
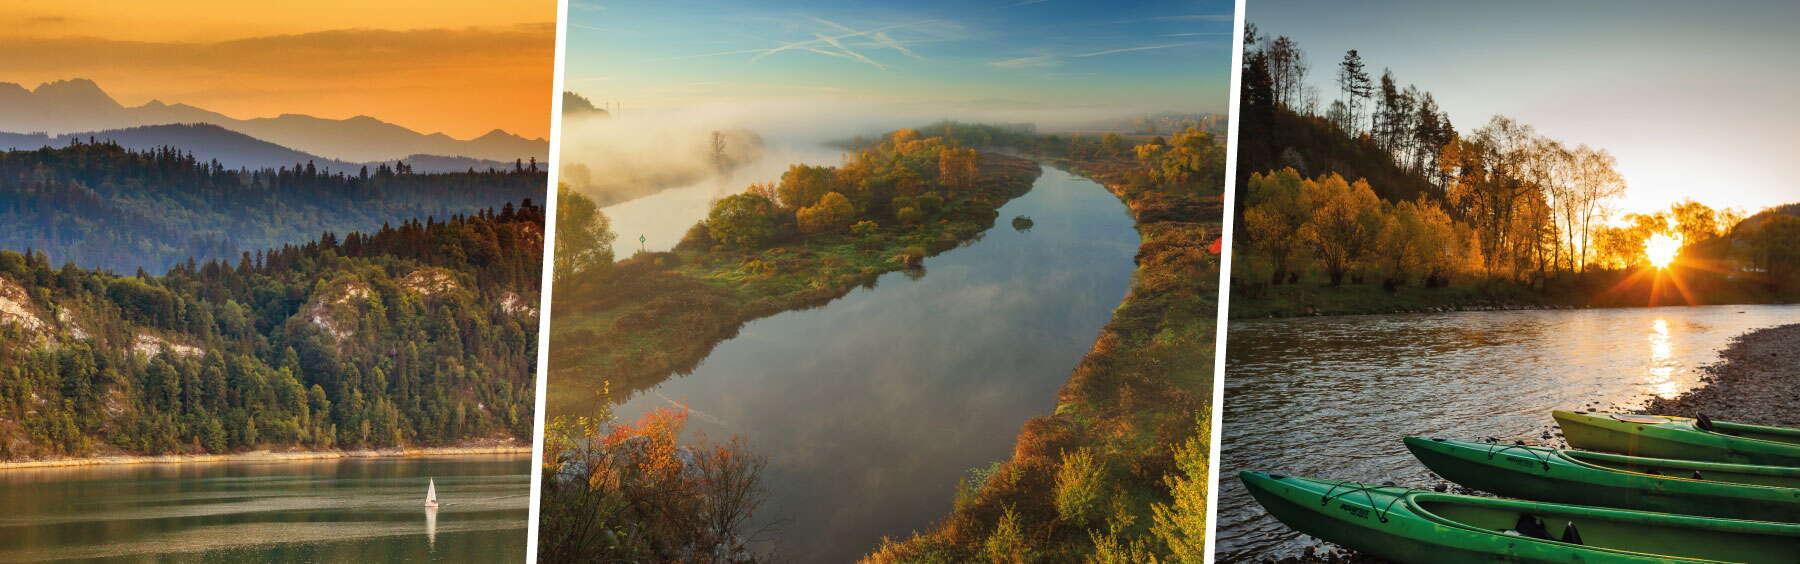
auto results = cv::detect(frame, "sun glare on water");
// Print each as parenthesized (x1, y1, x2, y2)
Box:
(1645, 233, 1683, 269)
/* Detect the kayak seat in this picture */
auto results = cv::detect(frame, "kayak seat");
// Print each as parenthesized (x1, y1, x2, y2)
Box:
(1513, 514, 1553, 540)
(1561, 521, 1583, 545)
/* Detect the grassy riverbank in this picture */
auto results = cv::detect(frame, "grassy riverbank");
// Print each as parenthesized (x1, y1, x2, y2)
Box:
(1229, 264, 1799, 319)
(868, 152, 1222, 561)
(546, 151, 1041, 410)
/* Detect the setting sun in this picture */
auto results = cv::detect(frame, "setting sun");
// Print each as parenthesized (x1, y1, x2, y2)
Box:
(1645, 233, 1683, 269)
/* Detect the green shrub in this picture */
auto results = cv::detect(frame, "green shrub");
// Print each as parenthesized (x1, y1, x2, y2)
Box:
(1055, 447, 1106, 526)
(982, 506, 1030, 564)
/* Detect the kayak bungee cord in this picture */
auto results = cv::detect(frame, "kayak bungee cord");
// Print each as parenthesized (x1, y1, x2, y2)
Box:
(1317, 479, 1417, 524)
(1480, 439, 1552, 471)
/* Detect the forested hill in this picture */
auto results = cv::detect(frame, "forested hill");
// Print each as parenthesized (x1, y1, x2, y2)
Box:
(0, 204, 543, 459)
(1234, 105, 1440, 204)
(0, 140, 546, 274)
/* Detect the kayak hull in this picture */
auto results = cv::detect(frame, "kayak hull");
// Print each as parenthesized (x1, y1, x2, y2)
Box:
(1239, 471, 1800, 563)
(1406, 437, 1800, 522)
(1554, 410, 1800, 466)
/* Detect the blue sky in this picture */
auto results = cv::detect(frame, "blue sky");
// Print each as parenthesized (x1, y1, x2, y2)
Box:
(1248, 0, 1799, 216)
(565, 0, 1233, 115)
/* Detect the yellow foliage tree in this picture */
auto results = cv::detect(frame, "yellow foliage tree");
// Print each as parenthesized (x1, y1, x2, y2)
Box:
(938, 147, 980, 190)
(1299, 174, 1384, 285)
(1150, 411, 1209, 563)
(796, 191, 855, 234)
(1243, 168, 1309, 284)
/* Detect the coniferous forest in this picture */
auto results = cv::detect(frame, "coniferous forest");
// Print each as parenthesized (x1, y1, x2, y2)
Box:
(0, 155, 545, 459)
(0, 140, 546, 274)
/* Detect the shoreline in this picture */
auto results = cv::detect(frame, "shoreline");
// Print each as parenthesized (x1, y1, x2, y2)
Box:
(1228, 278, 1796, 320)
(1639, 322, 1800, 426)
(547, 151, 1042, 414)
(1238, 300, 1797, 322)
(0, 445, 532, 470)
(871, 151, 1222, 560)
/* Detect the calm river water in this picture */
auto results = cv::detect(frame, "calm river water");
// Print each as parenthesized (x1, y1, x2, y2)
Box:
(0, 455, 530, 562)
(608, 166, 1139, 561)
(1217, 304, 1800, 560)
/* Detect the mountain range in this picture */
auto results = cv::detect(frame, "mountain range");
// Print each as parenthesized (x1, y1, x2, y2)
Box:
(0, 79, 546, 163)
(0, 124, 516, 174)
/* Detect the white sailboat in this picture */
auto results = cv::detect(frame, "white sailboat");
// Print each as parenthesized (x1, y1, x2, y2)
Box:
(425, 478, 439, 508)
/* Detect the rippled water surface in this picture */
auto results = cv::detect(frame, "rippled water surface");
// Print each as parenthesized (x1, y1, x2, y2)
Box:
(609, 166, 1139, 562)
(1218, 304, 1800, 560)
(0, 455, 529, 562)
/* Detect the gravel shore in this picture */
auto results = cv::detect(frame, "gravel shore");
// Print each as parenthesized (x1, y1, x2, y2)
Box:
(1639, 322, 1800, 427)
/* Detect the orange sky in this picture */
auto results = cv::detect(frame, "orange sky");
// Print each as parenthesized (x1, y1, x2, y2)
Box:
(0, 1, 557, 139)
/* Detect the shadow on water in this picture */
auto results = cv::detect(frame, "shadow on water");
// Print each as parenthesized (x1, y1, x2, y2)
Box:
(1217, 304, 1800, 560)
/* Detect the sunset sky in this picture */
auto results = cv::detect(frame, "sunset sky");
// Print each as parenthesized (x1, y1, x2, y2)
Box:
(564, 0, 1233, 120)
(1249, 0, 1798, 217)
(0, 0, 556, 139)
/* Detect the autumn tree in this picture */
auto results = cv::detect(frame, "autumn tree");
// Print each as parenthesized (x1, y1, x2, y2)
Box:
(776, 164, 835, 209)
(938, 147, 980, 190)
(553, 183, 615, 283)
(1300, 173, 1383, 285)
(796, 191, 855, 234)
(1670, 199, 1727, 248)
(1243, 168, 1309, 284)
(705, 192, 782, 248)
(1569, 146, 1625, 271)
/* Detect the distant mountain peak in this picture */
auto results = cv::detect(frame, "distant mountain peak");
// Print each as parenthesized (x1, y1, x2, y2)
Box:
(31, 78, 120, 109)
(0, 78, 546, 163)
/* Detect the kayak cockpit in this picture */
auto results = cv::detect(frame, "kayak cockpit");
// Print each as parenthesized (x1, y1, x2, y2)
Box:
(1408, 493, 1800, 562)
(1561, 450, 1800, 489)
(1712, 420, 1800, 447)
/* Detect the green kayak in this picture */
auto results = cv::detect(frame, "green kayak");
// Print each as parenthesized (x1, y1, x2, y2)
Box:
(1239, 471, 1800, 563)
(1406, 437, 1800, 522)
(1555, 410, 1800, 466)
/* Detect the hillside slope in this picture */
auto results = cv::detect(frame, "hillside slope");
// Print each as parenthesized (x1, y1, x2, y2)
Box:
(0, 140, 546, 274)
(0, 205, 543, 460)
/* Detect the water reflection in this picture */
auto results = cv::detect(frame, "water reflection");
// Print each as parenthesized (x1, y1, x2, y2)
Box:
(609, 167, 1138, 562)
(426, 505, 439, 549)
(0, 455, 528, 562)
(1648, 318, 1678, 398)
(1218, 305, 1800, 560)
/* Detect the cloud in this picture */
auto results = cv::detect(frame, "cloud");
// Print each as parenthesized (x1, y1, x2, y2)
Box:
(989, 55, 1060, 69)
(0, 25, 555, 138)
(661, 17, 947, 70)
(1112, 14, 1234, 24)
(1073, 42, 1201, 58)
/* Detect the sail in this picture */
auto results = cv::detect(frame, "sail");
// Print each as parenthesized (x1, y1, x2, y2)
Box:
(426, 478, 437, 506)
